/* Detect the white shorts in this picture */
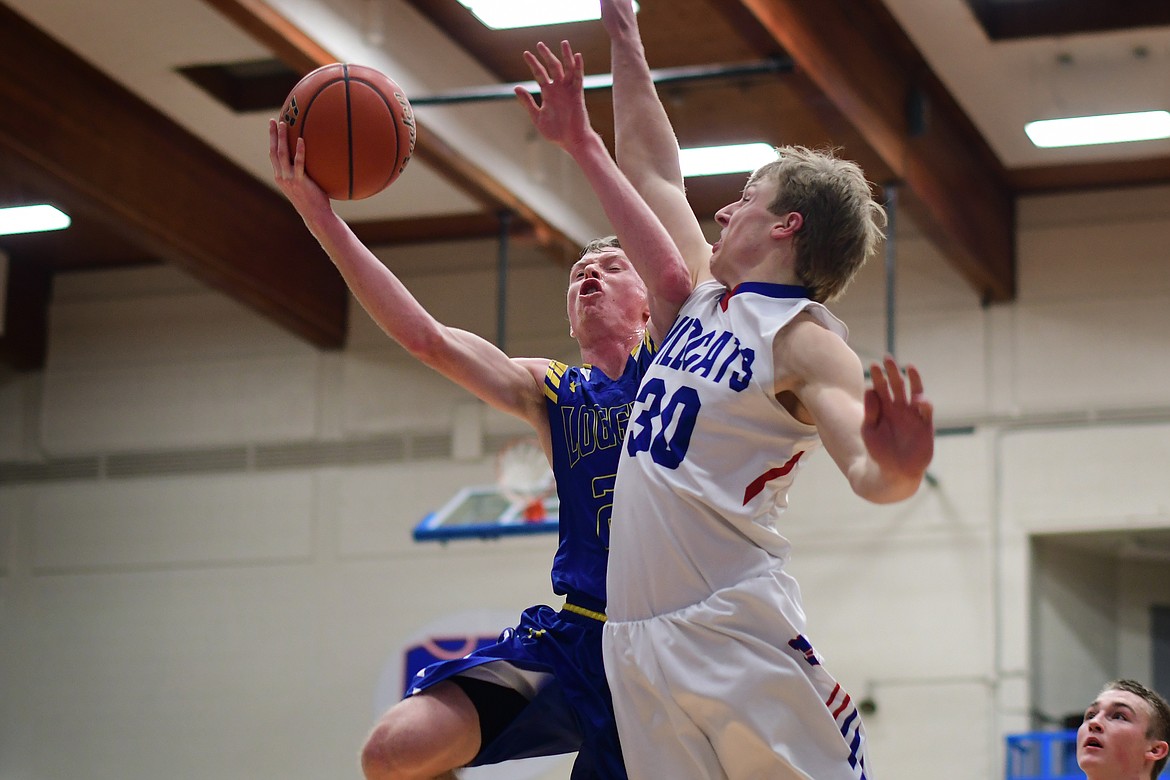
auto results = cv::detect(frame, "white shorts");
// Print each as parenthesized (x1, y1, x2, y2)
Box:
(603, 573, 870, 780)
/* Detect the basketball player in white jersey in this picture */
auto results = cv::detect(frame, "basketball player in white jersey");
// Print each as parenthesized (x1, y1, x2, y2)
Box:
(1078, 680, 1170, 780)
(594, 1, 936, 777)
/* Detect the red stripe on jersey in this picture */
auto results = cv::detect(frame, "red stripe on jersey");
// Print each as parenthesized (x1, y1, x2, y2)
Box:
(743, 451, 804, 504)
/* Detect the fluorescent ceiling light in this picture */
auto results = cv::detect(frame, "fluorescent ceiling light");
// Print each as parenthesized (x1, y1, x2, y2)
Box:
(458, 0, 637, 30)
(0, 204, 72, 236)
(679, 143, 776, 178)
(1025, 110, 1170, 148)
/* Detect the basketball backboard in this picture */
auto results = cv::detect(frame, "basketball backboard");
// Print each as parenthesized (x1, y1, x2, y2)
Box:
(413, 485, 559, 542)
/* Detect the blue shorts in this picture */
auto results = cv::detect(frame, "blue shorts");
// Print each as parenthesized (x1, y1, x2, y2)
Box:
(406, 602, 625, 780)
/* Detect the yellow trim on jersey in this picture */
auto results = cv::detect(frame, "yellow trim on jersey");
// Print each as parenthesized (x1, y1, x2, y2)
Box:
(563, 602, 607, 622)
(639, 329, 657, 356)
(543, 360, 568, 402)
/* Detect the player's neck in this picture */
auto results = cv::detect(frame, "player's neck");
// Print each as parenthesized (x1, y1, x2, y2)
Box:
(578, 331, 642, 379)
(721, 246, 797, 289)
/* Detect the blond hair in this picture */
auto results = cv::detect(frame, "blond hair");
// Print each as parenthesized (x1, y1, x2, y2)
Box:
(579, 235, 621, 258)
(748, 146, 886, 303)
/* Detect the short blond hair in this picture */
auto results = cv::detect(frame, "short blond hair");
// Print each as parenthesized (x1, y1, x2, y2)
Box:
(748, 146, 886, 303)
(579, 235, 621, 258)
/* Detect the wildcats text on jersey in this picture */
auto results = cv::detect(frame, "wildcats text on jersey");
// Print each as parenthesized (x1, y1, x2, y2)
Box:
(654, 315, 754, 391)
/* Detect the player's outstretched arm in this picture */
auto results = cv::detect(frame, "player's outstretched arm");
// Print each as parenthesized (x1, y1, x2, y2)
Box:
(785, 322, 934, 504)
(515, 41, 692, 344)
(602, 0, 712, 283)
(268, 118, 550, 439)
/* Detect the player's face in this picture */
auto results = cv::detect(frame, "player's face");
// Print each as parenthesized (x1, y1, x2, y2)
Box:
(711, 174, 785, 286)
(1077, 689, 1163, 777)
(566, 249, 648, 338)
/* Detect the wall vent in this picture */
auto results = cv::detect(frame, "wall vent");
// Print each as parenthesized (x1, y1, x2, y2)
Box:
(0, 456, 100, 484)
(409, 433, 452, 460)
(106, 446, 248, 478)
(254, 437, 408, 470)
(0, 432, 454, 486)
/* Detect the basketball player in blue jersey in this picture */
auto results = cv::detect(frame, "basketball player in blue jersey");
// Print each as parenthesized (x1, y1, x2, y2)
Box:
(267, 38, 690, 780)
(588, 1, 936, 778)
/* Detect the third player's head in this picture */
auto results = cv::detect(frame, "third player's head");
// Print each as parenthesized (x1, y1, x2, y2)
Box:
(1078, 679, 1170, 780)
(713, 145, 886, 303)
(566, 236, 649, 345)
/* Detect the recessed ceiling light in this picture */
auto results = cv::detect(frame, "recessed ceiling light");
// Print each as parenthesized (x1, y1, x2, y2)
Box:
(458, 0, 638, 30)
(1025, 110, 1170, 148)
(679, 143, 776, 178)
(0, 204, 72, 236)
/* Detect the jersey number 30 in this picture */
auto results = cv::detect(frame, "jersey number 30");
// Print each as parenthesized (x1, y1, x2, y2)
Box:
(626, 378, 700, 468)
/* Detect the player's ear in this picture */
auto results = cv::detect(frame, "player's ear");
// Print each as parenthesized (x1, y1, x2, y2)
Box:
(1147, 739, 1169, 762)
(771, 211, 803, 239)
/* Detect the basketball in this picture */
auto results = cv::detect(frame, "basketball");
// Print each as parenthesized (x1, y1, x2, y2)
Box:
(279, 63, 416, 200)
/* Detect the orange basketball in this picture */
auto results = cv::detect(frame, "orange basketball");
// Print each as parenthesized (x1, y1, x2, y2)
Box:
(279, 63, 416, 200)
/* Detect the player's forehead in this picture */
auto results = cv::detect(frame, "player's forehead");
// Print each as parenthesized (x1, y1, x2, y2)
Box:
(744, 171, 779, 199)
(1090, 690, 1149, 718)
(572, 249, 631, 272)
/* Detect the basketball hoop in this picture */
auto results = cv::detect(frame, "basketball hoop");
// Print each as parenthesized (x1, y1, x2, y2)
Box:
(496, 438, 555, 522)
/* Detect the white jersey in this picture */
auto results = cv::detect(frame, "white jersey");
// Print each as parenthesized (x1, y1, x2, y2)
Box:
(606, 279, 847, 622)
(603, 281, 870, 779)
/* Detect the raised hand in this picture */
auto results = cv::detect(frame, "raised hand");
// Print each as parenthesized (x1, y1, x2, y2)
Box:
(267, 117, 330, 217)
(862, 355, 934, 484)
(514, 40, 592, 154)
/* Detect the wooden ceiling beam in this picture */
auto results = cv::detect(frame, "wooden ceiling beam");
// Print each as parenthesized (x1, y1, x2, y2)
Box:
(203, 0, 582, 266)
(737, 0, 1017, 302)
(1010, 156, 1170, 195)
(0, 255, 51, 372)
(0, 2, 348, 354)
(965, 0, 1170, 40)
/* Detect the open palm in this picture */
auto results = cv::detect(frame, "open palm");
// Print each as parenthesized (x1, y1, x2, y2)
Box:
(514, 40, 592, 155)
(862, 356, 934, 482)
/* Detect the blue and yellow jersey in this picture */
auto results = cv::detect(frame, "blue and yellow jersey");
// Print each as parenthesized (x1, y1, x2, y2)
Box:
(543, 332, 657, 611)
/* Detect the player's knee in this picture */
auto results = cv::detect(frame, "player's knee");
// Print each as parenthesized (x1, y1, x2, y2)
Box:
(359, 720, 409, 780)
(360, 687, 476, 780)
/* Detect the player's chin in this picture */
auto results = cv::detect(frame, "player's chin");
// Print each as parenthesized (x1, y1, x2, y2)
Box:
(1076, 746, 1104, 765)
